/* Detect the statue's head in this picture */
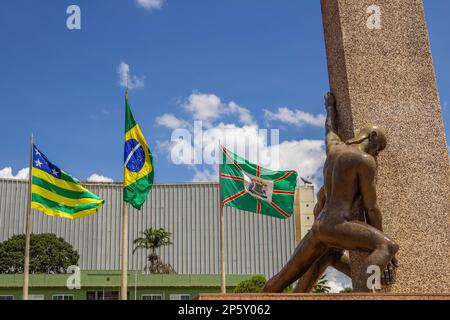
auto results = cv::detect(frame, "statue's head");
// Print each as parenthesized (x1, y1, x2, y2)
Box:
(345, 125, 387, 157)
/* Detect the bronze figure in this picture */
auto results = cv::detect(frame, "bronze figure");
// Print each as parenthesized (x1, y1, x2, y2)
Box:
(293, 186, 352, 292)
(263, 92, 398, 293)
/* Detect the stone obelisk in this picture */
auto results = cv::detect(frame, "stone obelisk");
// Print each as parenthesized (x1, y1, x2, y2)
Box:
(321, 0, 450, 292)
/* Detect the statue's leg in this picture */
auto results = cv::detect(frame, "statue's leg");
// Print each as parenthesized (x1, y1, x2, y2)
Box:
(293, 248, 346, 293)
(262, 230, 327, 293)
(319, 221, 398, 292)
(332, 251, 351, 278)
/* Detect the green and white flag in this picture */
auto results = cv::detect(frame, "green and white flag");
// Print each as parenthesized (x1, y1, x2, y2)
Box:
(220, 146, 298, 219)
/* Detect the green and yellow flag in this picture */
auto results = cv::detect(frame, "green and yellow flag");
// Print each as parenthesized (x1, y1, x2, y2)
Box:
(31, 145, 104, 219)
(220, 146, 297, 219)
(123, 97, 154, 210)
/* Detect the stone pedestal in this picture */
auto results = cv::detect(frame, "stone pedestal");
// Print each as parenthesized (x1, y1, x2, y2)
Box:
(197, 293, 450, 300)
(321, 0, 450, 292)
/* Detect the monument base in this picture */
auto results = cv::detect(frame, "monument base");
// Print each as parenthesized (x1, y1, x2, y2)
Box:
(197, 293, 450, 300)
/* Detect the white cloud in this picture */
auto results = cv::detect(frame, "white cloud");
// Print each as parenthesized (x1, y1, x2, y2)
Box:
(192, 167, 218, 183)
(0, 167, 29, 180)
(325, 267, 352, 293)
(265, 107, 326, 127)
(162, 138, 195, 166)
(182, 93, 255, 127)
(183, 93, 223, 125)
(265, 140, 326, 188)
(0, 167, 115, 184)
(156, 113, 190, 130)
(87, 174, 114, 183)
(117, 62, 145, 90)
(136, 0, 165, 11)
(227, 101, 254, 126)
(161, 123, 325, 185)
(157, 93, 327, 185)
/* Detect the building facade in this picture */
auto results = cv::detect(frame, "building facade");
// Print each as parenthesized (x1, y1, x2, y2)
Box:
(0, 179, 315, 299)
(0, 272, 249, 301)
(294, 184, 315, 244)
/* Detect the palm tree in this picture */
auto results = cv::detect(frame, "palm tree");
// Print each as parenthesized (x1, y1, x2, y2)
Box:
(313, 274, 331, 293)
(133, 228, 173, 274)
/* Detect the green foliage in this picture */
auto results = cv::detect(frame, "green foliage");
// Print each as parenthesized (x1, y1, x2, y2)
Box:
(340, 287, 353, 293)
(133, 228, 175, 274)
(313, 274, 331, 293)
(234, 275, 267, 293)
(0, 233, 79, 274)
(283, 285, 293, 293)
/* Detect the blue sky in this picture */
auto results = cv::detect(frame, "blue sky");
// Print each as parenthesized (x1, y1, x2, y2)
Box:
(0, 0, 449, 184)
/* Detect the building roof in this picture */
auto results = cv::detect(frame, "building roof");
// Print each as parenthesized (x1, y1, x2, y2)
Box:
(0, 178, 219, 187)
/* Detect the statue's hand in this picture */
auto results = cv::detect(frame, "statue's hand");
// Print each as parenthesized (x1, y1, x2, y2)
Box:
(324, 92, 336, 108)
(381, 256, 398, 286)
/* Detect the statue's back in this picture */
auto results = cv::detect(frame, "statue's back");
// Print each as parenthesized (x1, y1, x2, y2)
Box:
(322, 145, 366, 218)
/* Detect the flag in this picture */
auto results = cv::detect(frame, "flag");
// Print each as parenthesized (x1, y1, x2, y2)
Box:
(123, 97, 154, 209)
(220, 146, 298, 219)
(31, 145, 104, 219)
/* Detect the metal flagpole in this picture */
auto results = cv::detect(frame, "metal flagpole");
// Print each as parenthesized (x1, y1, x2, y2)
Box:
(120, 200, 128, 300)
(219, 145, 226, 294)
(120, 87, 129, 301)
(23, 133, 33, 300)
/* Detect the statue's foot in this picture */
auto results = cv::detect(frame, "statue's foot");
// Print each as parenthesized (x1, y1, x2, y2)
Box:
(262, 278, 281, 293)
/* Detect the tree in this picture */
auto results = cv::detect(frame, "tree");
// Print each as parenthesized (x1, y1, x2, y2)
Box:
(313, 274, 331, 293)
(340, 287, 353, 293)
(0, 233, 79, 274)
(234, 276, 267, 293)
(133, 228, 175, 274)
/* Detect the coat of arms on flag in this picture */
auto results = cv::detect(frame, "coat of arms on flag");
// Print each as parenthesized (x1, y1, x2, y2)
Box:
(244, 173, 274, 202)
(220, 146, 298, 219)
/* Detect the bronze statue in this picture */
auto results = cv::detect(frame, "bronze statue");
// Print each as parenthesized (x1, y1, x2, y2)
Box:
(263, 92, 398, 293)
(293, 186, 352, 292)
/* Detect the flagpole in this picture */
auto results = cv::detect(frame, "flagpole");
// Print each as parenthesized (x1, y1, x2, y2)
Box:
(120, 200, 128, 300)
(120, 88, 129, 301)
(23, 133, 33, 300)
(219, 147, 226, 294)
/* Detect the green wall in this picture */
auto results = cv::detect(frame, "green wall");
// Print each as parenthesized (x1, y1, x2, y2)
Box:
(0, 271, 254, 300)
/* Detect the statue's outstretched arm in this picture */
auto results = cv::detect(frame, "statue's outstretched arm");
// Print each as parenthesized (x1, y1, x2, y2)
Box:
(324, 92, 342, 153)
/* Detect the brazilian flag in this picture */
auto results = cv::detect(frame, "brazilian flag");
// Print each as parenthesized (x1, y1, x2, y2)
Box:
(123, 97, 154, 210)
(220, 146, 297, 219)
(31, 145, 104, 219)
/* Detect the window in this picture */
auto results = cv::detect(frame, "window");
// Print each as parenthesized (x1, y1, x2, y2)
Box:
(142, 294, 163, 301)
(0, 296, 14, 301)
(29, 294, 44, 300)
(86, 291, 119, 300)
(103, 291, 119, 300)
(52, 294, 74, 301)
(170, 294, 190, 301)
(86, 291, 98, 300)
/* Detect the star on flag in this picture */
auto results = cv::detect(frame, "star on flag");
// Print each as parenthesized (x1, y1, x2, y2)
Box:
(34, 159, 43, 168)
